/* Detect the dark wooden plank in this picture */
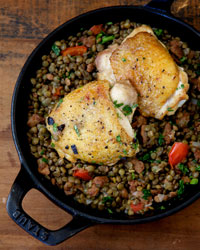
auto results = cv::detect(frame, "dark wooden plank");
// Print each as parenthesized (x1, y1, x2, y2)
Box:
(0, 0, 200, 249)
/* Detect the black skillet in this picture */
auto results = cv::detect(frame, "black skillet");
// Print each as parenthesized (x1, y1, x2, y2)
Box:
(7, 0, 200, 246)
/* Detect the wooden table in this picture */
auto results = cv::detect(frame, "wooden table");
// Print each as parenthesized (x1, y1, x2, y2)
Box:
(1, 0, 200, 249)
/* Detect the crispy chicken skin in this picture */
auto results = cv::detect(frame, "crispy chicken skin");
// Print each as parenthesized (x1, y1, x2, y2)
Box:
(46, 80, 138, 166)
(96, 25, 189, 120)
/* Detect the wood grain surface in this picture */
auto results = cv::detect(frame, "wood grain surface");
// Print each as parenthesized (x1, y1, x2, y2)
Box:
(0, 0, 200, 249)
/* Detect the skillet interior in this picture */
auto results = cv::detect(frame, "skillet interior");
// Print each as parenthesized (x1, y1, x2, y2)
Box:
(12, 5, 200, 223)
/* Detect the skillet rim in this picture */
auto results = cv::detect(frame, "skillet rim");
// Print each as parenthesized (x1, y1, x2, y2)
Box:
(11, 4, 200, 224)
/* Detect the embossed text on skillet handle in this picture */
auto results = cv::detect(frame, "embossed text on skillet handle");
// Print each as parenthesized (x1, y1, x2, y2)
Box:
(6, 166, 93, 246)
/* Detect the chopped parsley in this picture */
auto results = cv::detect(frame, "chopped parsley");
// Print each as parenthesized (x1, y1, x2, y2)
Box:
(177, 180, 184, 197)
(117, 113, 122, 119)
(123, 149, 127, 155)
(190, 178, 199, 185)
(178, 163, 189, 175)
(96, 32, 103, 40)
(42, 158, 48, 163)
(113, 100, 124, 108)
(167, 107, 174, 112)
(52, 44, 60, 56)
(196, 165, 200, 172)
(142, 153, 150, 161)
(67, 71, 73, 79)
(180, 56, 187, 63)
(160, 205, 166, 210)
(51, 143, 55, 148)
(53, 123, 58, 132)
(102, 196, 114, 204)
(107, 208, 113, 214)
(101, 35, 115, 44)
(106, 21, 113, 25)
(122, 105, 132, 116)
(180, 84, 185, 89)
(40, 150, 44, 155)
(131, 172, 135, 180)
(122, 58, 126, 62)
(158, 134, 164, 145)
(74, 125, 80, 137)
(91, 160, 96, 164)
(57, 98, 63, 108)
(132, 142, 139, 150)
(142, 189, 151, 200)
(154, 28, 163, 36)
(116, 135, 121, 142)
(132, 104, 138, 109)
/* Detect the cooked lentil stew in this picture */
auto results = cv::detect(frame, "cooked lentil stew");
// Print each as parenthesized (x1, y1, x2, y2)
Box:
(27, 20, 200, 216)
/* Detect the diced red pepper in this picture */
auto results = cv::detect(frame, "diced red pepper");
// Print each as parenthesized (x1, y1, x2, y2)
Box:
(73, 169, 92, 181)
(130, 202, 144, 213)
(61, 46, 87, 56)
(53, 86, 63, 96)
(168, 142, 189, 168)
(90, 24, 103, 35)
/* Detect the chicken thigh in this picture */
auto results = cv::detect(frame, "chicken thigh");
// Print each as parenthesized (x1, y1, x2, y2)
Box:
(96, 25, 189, 120)
(46, 80, 138, 166)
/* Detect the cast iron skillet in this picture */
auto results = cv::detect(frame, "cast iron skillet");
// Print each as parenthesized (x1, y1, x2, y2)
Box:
(7, 0, 200, 246)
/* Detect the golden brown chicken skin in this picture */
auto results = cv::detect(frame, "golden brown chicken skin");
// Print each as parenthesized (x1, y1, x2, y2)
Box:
(96, 25, 189, 120)
(110, 30, 189, 119)
(46, 80, 138, 166)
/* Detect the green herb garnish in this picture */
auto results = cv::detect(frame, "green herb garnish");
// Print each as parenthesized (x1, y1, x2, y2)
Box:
(96, 32, 103, 40)
(142, 153, 150, 161)
(101, 35, 115, 44)
(132, 142, 139, 150)
(131, 172, 135, 180)
(106, 21, 113, 25)
(180, 56, 187, 63)
(102, 196, 114, 204)
(180, 84, 185, 89)
(67, 71, 73, 79)
(52, 44, 60, 56)
(177, 180, 184, 197)
(116, 135, 121, 142)
(190, 178, 199, 185)
(107, 208, 113, 214)
(123, 149, 127, 155)
(40, 150, 45, 155)
(158, 134, 164, 145)
(160, 205, 166, 210)
(122, 105, 132, 116)
(167, 107, 174, 112)
(178, 163, 189, 175)
(74, 125, 80, 137)
(42, 158, 48, 163)
(51, 143, 55, 148)
(196, 165, 200, 172)
(113, 100, 124, 108)
(53, 123, 58, 132)
(117, 113, 122, 119)
(57, 98, 63, 108)
(132, 104, 138, 109)
(154, 28, 163, 36)
(142, 189, 151, 200)
(91, 160, 96, 164)
(122, 58, 126, 62)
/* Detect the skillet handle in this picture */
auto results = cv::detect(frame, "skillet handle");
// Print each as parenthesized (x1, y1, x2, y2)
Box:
(145, 0, 174, 13)
(6, 166, 93, 246)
